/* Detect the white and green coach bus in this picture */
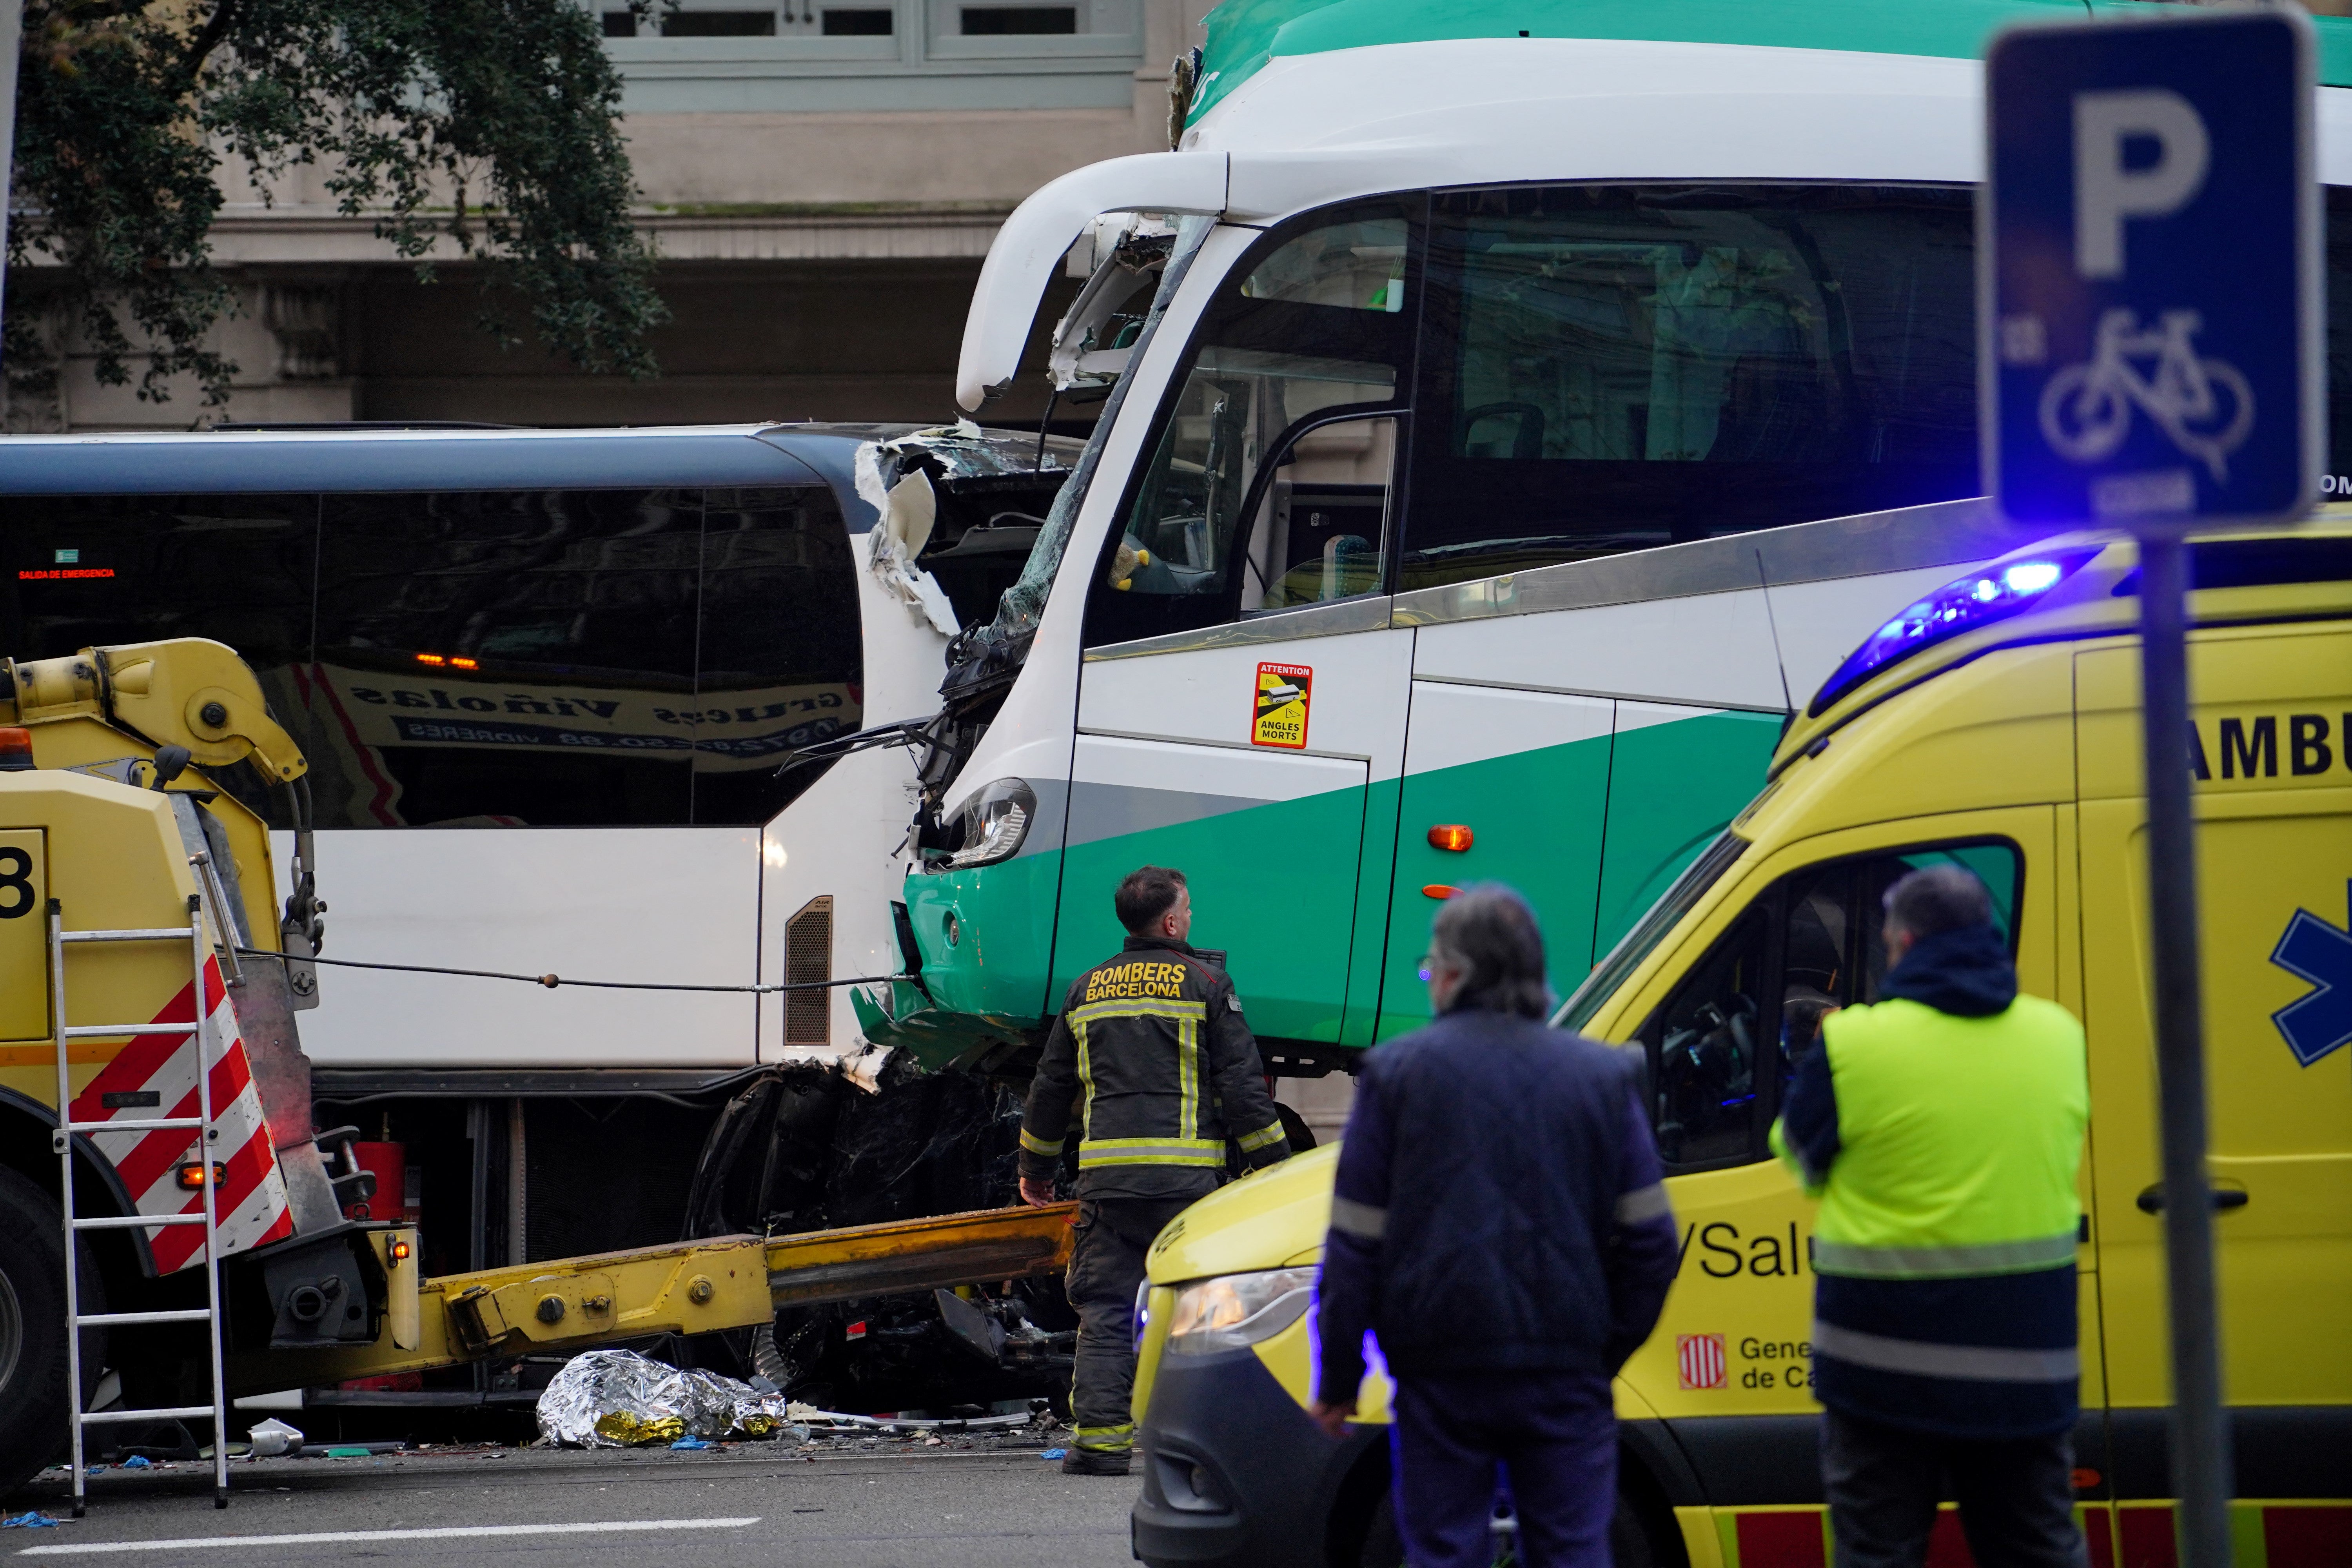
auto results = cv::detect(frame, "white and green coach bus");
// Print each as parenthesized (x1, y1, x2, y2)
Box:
(854, 0, 2352, 1078)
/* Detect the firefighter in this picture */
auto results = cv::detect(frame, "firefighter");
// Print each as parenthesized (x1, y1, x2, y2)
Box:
(1018, 865, 1292, 1476)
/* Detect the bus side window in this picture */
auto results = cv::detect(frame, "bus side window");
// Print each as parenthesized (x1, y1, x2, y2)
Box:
(313, 488, 705, 828)
(306, 485, 863, 831)
(1403, 183, 1979, 593)
(2, 493, 319, 829)
(695, 485, 863, 826)
(1083, 203, 1418, 649)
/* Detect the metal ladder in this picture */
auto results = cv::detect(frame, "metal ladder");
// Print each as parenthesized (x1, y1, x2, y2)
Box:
(47, 853, 242, 1514)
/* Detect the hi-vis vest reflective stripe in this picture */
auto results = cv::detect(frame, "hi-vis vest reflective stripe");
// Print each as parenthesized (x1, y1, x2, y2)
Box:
(1067, 996, 1226, 1168)
(1800, 994, 2087, 1278)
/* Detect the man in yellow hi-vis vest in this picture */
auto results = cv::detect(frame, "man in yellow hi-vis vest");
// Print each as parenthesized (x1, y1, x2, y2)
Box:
(1771, 864, 2089, 1568)
(1019, 866, 1291, 1475)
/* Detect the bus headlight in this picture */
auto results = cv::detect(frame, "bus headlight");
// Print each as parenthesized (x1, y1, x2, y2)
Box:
(1165, 1267, 1316, 1356)
(946, 779, 1035, 868)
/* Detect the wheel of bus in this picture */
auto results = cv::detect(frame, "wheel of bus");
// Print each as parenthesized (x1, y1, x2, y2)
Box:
(0, 1164, 105, 1499)
(1355, 1483, 1664, 1568)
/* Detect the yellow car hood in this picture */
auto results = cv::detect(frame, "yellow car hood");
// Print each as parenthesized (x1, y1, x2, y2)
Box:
(1145, 1144, 1338, 1284)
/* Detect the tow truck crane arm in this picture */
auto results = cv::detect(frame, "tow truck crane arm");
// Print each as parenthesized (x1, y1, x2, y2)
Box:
(2, 639, 307, 783)
(235, 1203, 1079, 1392)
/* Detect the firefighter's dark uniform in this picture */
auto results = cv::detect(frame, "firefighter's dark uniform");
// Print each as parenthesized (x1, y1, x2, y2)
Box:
(1020, 935, 1291, 1459)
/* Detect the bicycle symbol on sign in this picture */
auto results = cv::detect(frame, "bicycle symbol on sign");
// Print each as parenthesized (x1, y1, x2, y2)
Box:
(2038, 308, 2255, 482)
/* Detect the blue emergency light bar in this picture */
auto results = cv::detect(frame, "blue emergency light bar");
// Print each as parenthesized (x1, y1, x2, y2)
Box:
(1808, 549, 2103, 717)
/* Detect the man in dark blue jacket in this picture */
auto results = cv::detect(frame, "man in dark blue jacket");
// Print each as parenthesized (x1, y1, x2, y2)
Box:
(1310, 884, 1681, 1568)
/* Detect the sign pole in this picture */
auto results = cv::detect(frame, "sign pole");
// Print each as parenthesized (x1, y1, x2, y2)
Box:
(2132, 530, 2231, 1568)
(1988, 13, 2319, 1563)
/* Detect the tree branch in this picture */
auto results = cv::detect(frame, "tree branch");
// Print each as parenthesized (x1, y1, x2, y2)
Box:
(176, 0, 240, 87)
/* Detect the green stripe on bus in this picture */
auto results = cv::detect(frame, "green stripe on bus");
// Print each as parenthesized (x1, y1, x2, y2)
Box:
(1191, 0, 2352, 127)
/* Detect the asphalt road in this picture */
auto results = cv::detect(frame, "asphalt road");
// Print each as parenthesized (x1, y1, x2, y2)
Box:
(2, 1441, 1143, 1567)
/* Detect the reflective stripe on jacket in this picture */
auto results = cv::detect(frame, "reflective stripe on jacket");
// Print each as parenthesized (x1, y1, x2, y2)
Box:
(1020, 936, 1289, 1202)
(1771, 955, 2089, 1440)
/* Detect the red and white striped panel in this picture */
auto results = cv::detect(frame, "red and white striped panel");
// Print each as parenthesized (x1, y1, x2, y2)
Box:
(67, 957, 293, 1273)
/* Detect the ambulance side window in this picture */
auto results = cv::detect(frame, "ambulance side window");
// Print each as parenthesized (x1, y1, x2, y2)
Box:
(1642, 910, 1768, 1168)
(1854, 843, 2020, 1002)
(1637, 838, 2022, 1171)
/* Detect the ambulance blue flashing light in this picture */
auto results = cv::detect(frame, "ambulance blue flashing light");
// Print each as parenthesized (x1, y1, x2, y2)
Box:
(1807, 550, 2102, 717)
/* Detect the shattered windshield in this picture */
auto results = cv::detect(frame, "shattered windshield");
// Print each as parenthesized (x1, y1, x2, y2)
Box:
(972, 214, 1219, 650)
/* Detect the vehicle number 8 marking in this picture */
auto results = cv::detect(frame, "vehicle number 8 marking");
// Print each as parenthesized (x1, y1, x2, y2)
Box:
(0, 848, 32, 919)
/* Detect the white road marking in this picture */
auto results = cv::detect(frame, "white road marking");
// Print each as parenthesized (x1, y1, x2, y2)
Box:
(18, 1515, 760, 1555)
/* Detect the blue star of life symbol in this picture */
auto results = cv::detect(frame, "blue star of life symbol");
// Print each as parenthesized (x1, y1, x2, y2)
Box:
(2269, 881, 2352, 1067)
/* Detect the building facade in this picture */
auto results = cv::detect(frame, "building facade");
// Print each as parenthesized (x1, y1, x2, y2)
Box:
(11, 0, 1207, 431)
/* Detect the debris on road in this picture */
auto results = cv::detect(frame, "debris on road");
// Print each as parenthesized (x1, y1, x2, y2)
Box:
(247, 1418, 304, 1458)
(785, 1405, 1033, 1435)
(0, 1512, 63, 1528)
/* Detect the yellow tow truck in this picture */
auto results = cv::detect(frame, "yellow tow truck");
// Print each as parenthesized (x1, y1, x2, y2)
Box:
(0, 638, 1076, 1510)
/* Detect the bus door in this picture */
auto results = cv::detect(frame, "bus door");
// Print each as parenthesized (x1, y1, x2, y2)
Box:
(1061, 422, 1413, 1050)
(1058, 201, 1422, 1049)
(1379, 682, 1617, 1038)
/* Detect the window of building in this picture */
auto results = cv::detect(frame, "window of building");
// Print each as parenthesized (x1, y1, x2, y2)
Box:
(660, 8, 779, 33)
(1636, 838, 2021, 1169)
(1085, 205, 1417, 648)
(1404, 184, 1979, 592)
(961, 5, 1072, 32)
(922, 0, 1138, 58)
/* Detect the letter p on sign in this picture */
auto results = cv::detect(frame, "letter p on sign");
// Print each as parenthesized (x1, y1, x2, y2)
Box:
(2074, 89, 2210, 278)
(1984, 7, 2318, 528)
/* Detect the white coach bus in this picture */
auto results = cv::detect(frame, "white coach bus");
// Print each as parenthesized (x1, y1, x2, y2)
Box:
(0, 422, 1069, 1282)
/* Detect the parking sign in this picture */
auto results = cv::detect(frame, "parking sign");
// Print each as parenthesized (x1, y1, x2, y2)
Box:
(1984, 8, 2319, 529)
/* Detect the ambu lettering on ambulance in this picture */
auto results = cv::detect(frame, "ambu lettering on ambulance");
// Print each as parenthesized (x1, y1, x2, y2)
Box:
(1085, 961, 1191, 1003)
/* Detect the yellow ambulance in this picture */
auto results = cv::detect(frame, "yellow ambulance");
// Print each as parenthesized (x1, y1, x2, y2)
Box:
(1127, 521, 2352, 1568)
